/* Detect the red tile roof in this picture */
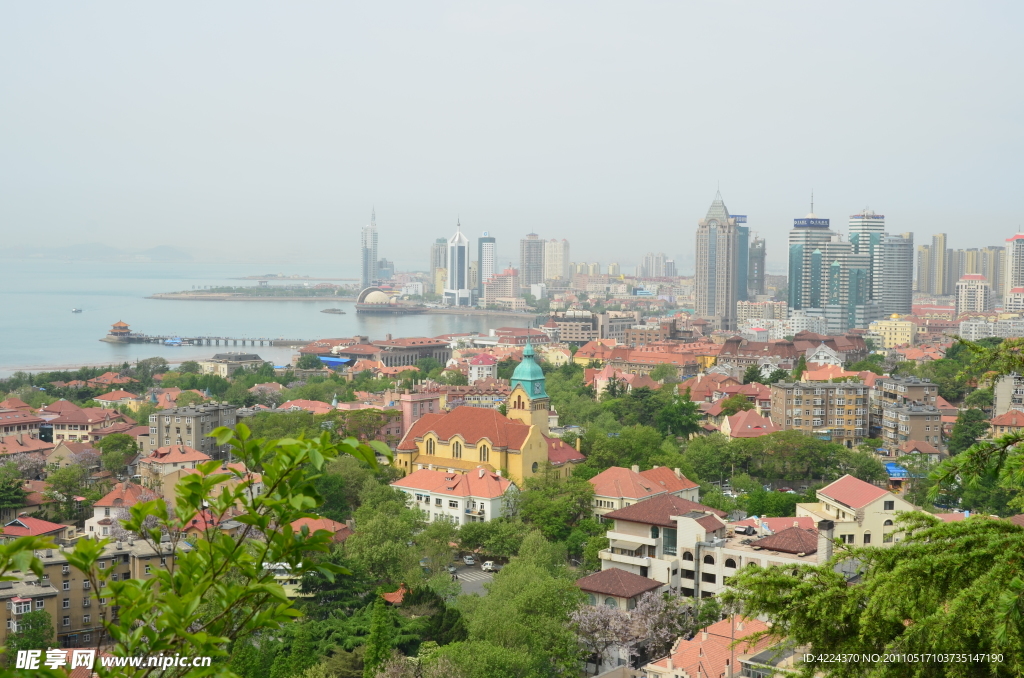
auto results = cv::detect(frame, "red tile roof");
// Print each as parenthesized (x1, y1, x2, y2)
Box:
(0, 435, 53, 455)
(991, 410, 1024, 428)
(291, 517, 353, 542)
(141, 445, 211, 465)
(818, 474, 889, 509)
(603, 494, 727, 527)
(638, 466, 699, 493)
(752, 526, 818, 554)
(392, 467, 511, 499)
(576, 568, 663, 599)
(732, 516, 815, 533)
(589, 467, 664, 500)
(544, 436, 586, 466)
(279, 399, 334, 415)
(94, 482, 152, 508)
(2, 516, 68, 537)
(382, 583, 408, 605)
(899, 440, 940, 455)
(94, 389, 140, 402)
(396, 406, 531, 451)
(647, 616, 773, 678)
(0, 398, 31, 411)
(724, 409, 781, 438)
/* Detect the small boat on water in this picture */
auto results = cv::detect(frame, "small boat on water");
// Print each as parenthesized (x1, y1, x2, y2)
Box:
(320, 308, 347, 314)
(71, 308, 83, 313)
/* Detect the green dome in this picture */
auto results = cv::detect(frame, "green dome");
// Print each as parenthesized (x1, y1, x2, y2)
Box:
(510, 343, 547, 398)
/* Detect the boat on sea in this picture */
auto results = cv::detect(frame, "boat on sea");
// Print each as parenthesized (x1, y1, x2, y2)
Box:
(320, 308, 347, 314)
(71, 308, 83, 313)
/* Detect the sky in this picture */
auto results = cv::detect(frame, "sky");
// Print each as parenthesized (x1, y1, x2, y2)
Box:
(2, 2, 1022, 273)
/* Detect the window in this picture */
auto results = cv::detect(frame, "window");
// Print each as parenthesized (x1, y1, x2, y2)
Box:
(426, 438, 435, 455)
(532, 462, 539, 473)
(448, 500, 459, 509)
(863, 533, 872, 544)
(83, 581, 90, 590)
(883, 519, 894, 526)
(63, 581, 70, 590)
(701, 572, 716, 583)
(683, 552, 693, 561)
(884, 500, 895, 511)
(840, 534, 854, 544)
(99, 561, 105, 569)
(83, 615, 90, 624)
(725, 558, 737, 568)
(145, 565, 151, 574)
(63, 599, 70, 609)
(703, 554, 715, 565)
(83, 634, 91, 642)
(452, 441, 462, 459)
(587, 594, 596, 605)
(604, 597, 617, 608)
(479, 445, 489, 462)
(63, 616, 70, 627)
(650, 526, 660, 539)
(62, 565, 70, 574)
(35, 599, 44, 610)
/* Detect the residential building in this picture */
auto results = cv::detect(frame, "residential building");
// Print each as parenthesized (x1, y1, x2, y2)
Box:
(848, 209, 886, 304)
(747, 236, 767, 296)
(429, 238, 447, 295)
(444, 221, 473, 306)
(1, 516, 74, 544)
(796, 474, 917, 546)
(695, 192, 742, 330)
(576, 568, 665, 610)
(955, 274, 993, 316)
(607, 262, 620, 276)
(137, 445, 212, 491)
(719, 409, 780, 438)
(360, 211, 378, 289)
(0, 539, 189, 649)
(393, 344, 585, 481)
(642, 617, 776, 678)
(93, 390, 140, 409)
(990, 410, 1024, 437)
(1005, 287, 1024, 313)
(868, 316, 915, 348)
(483, 267, 519, 306)
(882, 233, 914, 315)
(1005, 234, 1024, 299)
(770, 382, 870, 448)
(931, 233, 952, 295)
(84, 481, 153, 538)
(880, 402, 943, 452)
(993, 374, 1024, 417)
(735, 300, 788, 322)
(519, 233, 545, 287)
(547, 310, 641, 344)
(43, 403, 129, 444)
(198, 353, 266, 378)
(158, 462, 264, 511)
(543, 238, 570, 281)
(392, 467, 514, 525)
(468, 354, 498, 383)
(640, 252, 669, 279)
(477, 232, 496, 296)
(145, 403, 237, 460)
(589, 465, 699, 519)
(959, 317, 1024, 341)
(291, 517, 352, 543)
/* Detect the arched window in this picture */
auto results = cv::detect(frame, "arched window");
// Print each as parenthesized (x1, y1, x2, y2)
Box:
(604, 597, 616, 608)
(480, 445, 489, 462)
(683, 552, 694, 561)
(452, 441, 462, 459)
(426, 438, 435, 455)
(532, 462, 539, 473)
(651, 526, 660, 539)
(883, 519, 893, 526)
(725, 558, 737, 568)
(703, 555, 715, 565)
(587, 594, 596, 606)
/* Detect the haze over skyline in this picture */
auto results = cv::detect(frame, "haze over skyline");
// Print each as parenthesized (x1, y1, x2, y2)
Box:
(2, 2, 1021, 271)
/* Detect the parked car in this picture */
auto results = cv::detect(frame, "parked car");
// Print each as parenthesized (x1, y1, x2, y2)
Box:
(445, 565, 458, 574)
(777, 487, 795, 493)
(463, 555, 476, 566)
(482, 561, 502, 572)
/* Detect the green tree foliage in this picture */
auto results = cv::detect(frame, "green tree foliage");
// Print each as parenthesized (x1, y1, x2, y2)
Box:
(363, 594, 397, 678)
(719, 393, 755, 416)
(4, 610, 54, 657)
(175, 390, 207, 408)
(346, 483, 423, 584)
(847, 353, 886, 375)
(457, 519, 530, 559)
(764, 368, 791, 384)
(965, 386, 995, 410)
(742, 364, 764, 384)
(519, 467, 595, 542)
(96, 432, 138, 477)
(297, 354, 326, 370)
(649, 363, 678, 383)
(44, 463, 91, 520)
(948, 408, 990, 455)
(0, 462, 27, 516)
(496, 358, 520, 380)
(791, 355, 807, 380)
(416, 357, 443, 374)
(178, 360, 201, 374)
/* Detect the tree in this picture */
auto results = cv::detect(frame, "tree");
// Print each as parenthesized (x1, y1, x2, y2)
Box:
(765, 368, 790, 384)
(175, 390, 207, 408)
(653, 392, 702, 438)
(965, 386, 995, 411)
(5, 610, 54, 657)
(570, 603, 632, 675)
(719, 393, 754, 416)
(363, 593, 397, 678)
(297, 354, 325, 370)
(178, 360, 201, 374)
(97, 432, 138, 477)
(742, 364, 764, 385)
(0, 462, 27, 516)
(416, 357, 443, 374)
(791, 355, 807, 380)
(44, 463, 91, 520)
(649, 363, 677, 383)
(948, 408, 990, 455)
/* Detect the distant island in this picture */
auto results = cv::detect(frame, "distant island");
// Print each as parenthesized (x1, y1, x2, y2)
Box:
(150, 284, 358, 301)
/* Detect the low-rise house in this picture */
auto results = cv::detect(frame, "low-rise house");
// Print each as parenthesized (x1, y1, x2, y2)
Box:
(897, 440, 942, 462)
(198, 353, 266, 377)
(468, 353, 498, 383)
(0, 433, 52, 462)
(156, 462, 264, 509)
(93, 390, 141, 409)
(391, 466, 514, 525)
(990, 409, 1024, 437)
(279, 399, 334, 415)
(138, 445, 212, 491)
(44, 402, 132, 444)
(796, 474, 917, 546)
(291, 516, 353, 543)
(589, 466, 700, 520)
(45, 441, 99, 473)
(719, 409, 780, 439)
(1, 515, 75, 543)
(643, 616, 776, 678)
(576, 567, 666, 609)
(84, 482, 154, 538)
(86, 371, 138, 389)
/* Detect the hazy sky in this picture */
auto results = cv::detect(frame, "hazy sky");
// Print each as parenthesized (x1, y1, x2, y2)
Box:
(2, 2, 1022, 272)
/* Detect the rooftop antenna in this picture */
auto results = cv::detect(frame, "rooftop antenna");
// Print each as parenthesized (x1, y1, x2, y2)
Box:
(810, 191, 814, 214)
(371, 207, 376, 228)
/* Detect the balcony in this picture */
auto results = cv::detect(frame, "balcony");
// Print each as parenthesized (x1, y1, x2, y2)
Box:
(606, 531, 656, 547)
(464, 508, 484, 516)
(598, 549, 650, 568)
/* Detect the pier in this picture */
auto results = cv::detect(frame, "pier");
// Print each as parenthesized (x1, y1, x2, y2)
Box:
(100, 322, 308, 347)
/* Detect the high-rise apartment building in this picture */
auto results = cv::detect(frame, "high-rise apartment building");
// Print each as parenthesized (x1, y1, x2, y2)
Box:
(478, 232, 496, 297)
(955, 274, 993, 316)
(444, 221, 473, 306)
(1005, 234, 1024, 299)
(734, 215, 750, 302)
(429, 238, 447, 295)
(607, 263, 620, 277)
(695, 192, 742, 330)
(664, 260, 677, 278)
(640, 252, 668, 278)
(544, 238, 570, 280)
(882, 233, 914, 315)
(848, 210, 886, 303)
(519, 234, 546, 286)
(360, 210, 379, 289)
(483, 267, 520, 305)
(931, 233, 951, 295)
(916, 244, 932, 293)
(747, 237, 766, 296)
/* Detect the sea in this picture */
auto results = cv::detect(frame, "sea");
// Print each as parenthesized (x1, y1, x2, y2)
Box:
(0, 259, 525, 377)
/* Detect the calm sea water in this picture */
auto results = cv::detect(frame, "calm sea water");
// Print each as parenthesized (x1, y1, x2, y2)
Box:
(0, 260, 521, 377)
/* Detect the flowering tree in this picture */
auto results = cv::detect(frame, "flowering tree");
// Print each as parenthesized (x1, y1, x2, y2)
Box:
(570, 602, 633, 675)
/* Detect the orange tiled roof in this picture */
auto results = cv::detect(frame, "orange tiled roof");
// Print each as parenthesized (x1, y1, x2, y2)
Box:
(396, 407, 531, 452)
(141, 445, 211, 465)
(392, 467, 511, 499)
(638, 466, 698, 492)
(589, 466, 664, 500)
(818, 474, 889, 509)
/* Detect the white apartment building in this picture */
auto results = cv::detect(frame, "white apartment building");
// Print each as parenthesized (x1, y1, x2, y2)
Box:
(391, 466, 515, 525)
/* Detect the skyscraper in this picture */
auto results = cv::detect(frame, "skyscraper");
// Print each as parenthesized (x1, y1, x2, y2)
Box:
(444, 221, 472, 306)
(733, 215, 750, 302)
(1005, 234, 1024, 299)
(360, 210, 378, 289)
(607, 263, 620, 276)
(917, 244, 932, 293)
(848, 210, 886, 303)
(640, 252, 668, 278)
(882, 233, 914, 315)
(695, 192, 742, 330)
(664, 260, 677, 278)
(430, 237, 447, 295)
(955, 274, 993, 316)
(931, 233, 951, 295)
(747, 237, 766, 296)
(544, 239, 570, 280)
(478, 232, 496, 297)
(519, 234, 545, 286)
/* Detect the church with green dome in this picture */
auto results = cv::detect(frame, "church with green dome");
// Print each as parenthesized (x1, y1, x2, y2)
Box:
(506, 343, 551, 436)
(509, 342, 548, 399)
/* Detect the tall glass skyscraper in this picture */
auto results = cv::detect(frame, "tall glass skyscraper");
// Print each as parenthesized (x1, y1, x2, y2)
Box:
(360, 209, 378, 289)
